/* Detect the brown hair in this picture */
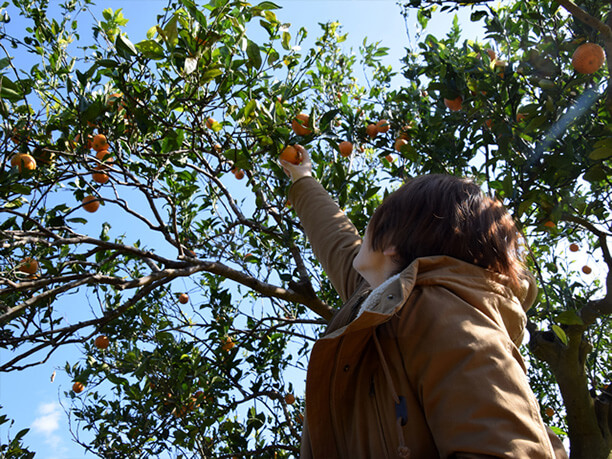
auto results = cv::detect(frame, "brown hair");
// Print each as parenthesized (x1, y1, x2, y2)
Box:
(368, 174, 523, 287)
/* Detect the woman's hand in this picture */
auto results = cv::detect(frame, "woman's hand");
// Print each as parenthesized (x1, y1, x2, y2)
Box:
(279, 144, 312, 183)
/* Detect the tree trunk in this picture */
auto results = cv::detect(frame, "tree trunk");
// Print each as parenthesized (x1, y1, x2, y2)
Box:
(529, 327, 612, 458)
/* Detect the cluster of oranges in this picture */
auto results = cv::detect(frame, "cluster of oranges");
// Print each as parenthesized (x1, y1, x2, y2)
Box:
(81, 133, 113, 213)
(441, 42, 605, 114)
(280, 114, 398, 166)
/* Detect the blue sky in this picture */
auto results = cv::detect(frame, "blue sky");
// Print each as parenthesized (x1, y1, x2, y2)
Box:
(0, 1, 481, 457)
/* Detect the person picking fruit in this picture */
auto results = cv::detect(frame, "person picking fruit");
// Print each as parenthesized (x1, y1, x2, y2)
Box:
(279, 145, 567, 459)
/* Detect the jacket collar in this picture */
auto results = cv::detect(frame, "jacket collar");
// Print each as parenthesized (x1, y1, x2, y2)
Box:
(322, 255, 538, 344)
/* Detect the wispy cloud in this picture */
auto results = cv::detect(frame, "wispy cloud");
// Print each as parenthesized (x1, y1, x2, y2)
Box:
(30, 402, 64, 451)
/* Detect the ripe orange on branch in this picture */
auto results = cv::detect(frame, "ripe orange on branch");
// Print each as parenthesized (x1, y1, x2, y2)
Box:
(572, 43, 605, 74)
(222, 336, 235, 351)
(72, 382, 85, 393)
(291, 113, 312, 136)
(569, 243, 579, 252)
(10, 153, 37, 173)
(92, 169, 110, 184)
(279, 145, 302, 165)
(18, 257, 39, 274)
(394, 138, 408, 152)
(82, 195, 100, 213)
(94, 335, 110, 350)
(338, 141, 353, 157)
(375, 119, 390, 133)
(178, 293, 189, 304)
(444, 96, 463, 112)
(91, 134, 109, 152)
(365, 123, 378, 139)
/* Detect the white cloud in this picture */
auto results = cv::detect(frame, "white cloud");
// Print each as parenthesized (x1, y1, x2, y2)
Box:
(30, 402, 63, 449)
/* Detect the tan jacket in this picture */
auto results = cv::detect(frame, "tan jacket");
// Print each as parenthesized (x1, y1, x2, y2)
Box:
(289, 177, 568, 459)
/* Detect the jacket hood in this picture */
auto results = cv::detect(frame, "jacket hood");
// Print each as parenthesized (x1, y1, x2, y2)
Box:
(327, 256, 538, 347)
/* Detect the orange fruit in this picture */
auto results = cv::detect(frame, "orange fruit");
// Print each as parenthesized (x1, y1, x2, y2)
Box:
(569, 243, 579, 252)
(233, 169, 245, 180)
(582, 265, 592, 275)
(544, 221, 556, 228)
(18, 257, 39, 274)
(516, 113, 528, 123)
(394, 138, 408, 152)
(95, 149, 113, 163)
(398, 126, 412, 140)
(375, 119, 390, 133)
(178, 293, 189, 304)
(545, 407, 554, 417)
(279, 145, 302, 165)
(365, 123, 378, 139)
(94, 335, 110, 349)
(82, 195, 100, 213)
(107, 92, 124, 109)
(10, 153, 37, 173)
(285, 393, 296, 405)
(72, 382, 85, 393)
(444, 96, 463, 112)
(92, 166, 110, 184)
(32, 147, 55, 166)
(338, 141, 353, 157)
(572, 43, 605, 74)
(91, 134, 109, 152)
(206, 117, 215, 129)
(222, 336, 235, 351)
(291, 113, 312, 136)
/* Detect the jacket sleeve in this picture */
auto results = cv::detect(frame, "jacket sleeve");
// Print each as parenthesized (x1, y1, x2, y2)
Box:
(288, 176, 364, 302)
(397, 287, 557, 458)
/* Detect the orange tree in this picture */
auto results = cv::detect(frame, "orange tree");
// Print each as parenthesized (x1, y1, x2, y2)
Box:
(395, 0, 612, 458)
(1, 0, 612, 457)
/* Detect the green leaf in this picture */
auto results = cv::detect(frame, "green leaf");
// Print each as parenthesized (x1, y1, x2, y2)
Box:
(244, 99, 257, 119)
(97, 59, 118, 68)
(590, 146, 612, 160)
(0, 76, 22, 101)
(584, 165, 606, 183)
(470, 10, 488, 21)
(4, 198, 25, 209)
(135, 40, 165, 60)
(246, 39, 262, 69)
(551, 325, 568, 345)
(116, 34, 137, 58)
(0, 57, 11, 71)
(254, 1, 281, 10)
(202, 67, 223, 82)
(281, 31, 291, 50)
(548, 425, 567, 436)
(164, 15, 179, 49)
(556, 310, 584, 326)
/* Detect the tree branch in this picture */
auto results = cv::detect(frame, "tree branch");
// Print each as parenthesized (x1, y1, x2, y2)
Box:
(556, 0, 612, 39)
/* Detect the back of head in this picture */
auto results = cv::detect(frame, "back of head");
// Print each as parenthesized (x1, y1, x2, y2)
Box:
(368, 174, 523, 286)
